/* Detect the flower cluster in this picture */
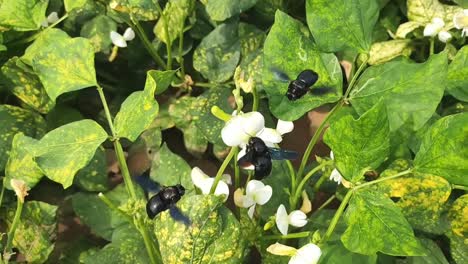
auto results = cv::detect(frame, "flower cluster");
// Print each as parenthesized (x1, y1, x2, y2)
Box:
(423, 10, 468, 43)
(267, 242, 322, 264)
(110, 27, 135, 48)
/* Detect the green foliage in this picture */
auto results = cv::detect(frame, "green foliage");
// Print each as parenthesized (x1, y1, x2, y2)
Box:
(447, 46, 468, 102)
(150, 143, 192, 188)
(109, 0, 160, 21)
(202, 0, 258, 21)
(154, 0, 194, 44)
(74, 146, 109, 192)
(0, 0, 49, 31)
(80, 15, 118, 52)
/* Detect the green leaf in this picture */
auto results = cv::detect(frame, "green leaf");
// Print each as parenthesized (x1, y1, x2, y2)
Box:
(350, 52, 448, 131)
(32, 35, 97, 102)
(8, 201, 58, 263)
(64, 0, 88, 11)
(82, 225, 150, 264)
(413, 113, 468, 186)
(183, 123, 208, 157)
(367, 40, 412, 65)
(30, 119, 108, 188)
(407, 238, 449, 264)
(378, 159, 451, 234)
(395, 21, 424, 38)
(193, 21, 241, 83)
(5, 133, 43, 190)
(202, 0, 258, 21)
(448, 231, 468, 264)
(109, 0, 160, 21)
(72, 184, 130, 240)
(407, 0, 463, 24)
(448, 194, 468, 238)
(342, 189, 424, 256)
(262, 11, 343, 121)
(114, 70, 175, 141)
(319, 241, 377, 264)
(45, 105, 84, 130)
(150, 143, 192, 188)
(154, 0, 194, 44)
(324, 102, 390, 182)
(22, 28, 70, 66)
(1, 57, 55, 113)
(154, 195, 246, 263)
(0, 104, 46, 171)
(80, 15, 118, 52)
(454, 0, 468, 8)
(447, 46, 468, 102)
(75, 146, 109, 192)
(0, 0, 49, 31)
(238, 22, 265, 57)
(305, 0, 379, 53)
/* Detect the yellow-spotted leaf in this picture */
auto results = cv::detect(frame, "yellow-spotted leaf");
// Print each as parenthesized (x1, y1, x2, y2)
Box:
(74, 146, 109, 192)
(32, 36, 97, 102)
(448, 194, 468, 238)
(0, 104, 46, 171)
(22, 28, 70, 66)
(448, 46, 468, 102)
(7, 201, 58, 263)
(154, 195, 246, 263)
(5, 133, 43, 190)
(1, 57, 54, 113)
(414, 113, 468, 186)
(448, 231, 468, 264)
(368, 40, 412, 65)
(30, 120, 108, 188)
(0, 0, 48, 31)
(202, 0, 258, 21)
(378, 159, 451, 234)
(407, 0, 463, 24)
(324, 102, 390, 182)
(342, 189, 425, 256)
(154, 0, 194, 44)
(80, 15, 118, 52)
(109, 0, 160, 21)
(150, 143, 192, 189)
(114, 70, 174, 141)
(395, 21, 424, 38)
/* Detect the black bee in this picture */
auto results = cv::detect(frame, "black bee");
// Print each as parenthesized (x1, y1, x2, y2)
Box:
(238, 137, 298, 179)
(135, 173, 190, 225)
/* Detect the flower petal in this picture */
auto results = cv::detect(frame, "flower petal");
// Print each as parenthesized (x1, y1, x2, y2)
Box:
(191, 167, 208, 188)
(253, 185, 273, 205)
(257, 128, 282, 145)
(234, 188, 245, 207)
(329, 169, 343, 185)
(329, 150, 334, 160)
(438, 31, 452, 43)
(123, 27, 135, 41)
(288, 210, 307, 227)
(453, 10, 468, 30)
(431, 17, 445, 28)
(246, 180, 265, 196)
(110, 31, 127, 47)
(221, 115, 250, 147)
(267, 243, 297, 256)
(247, 205, 256, 219)
(241, 112, 265, 136)
(276, 204, 289, 235)
(242, 195, 255, 208)
(47, 12, 59, 24)
(276, 120, 294, 135)
(213, 180, 229, 201)
(423, 23, 439, 37)
(222, 174, 232, 185)
(289, 243, 322, 264)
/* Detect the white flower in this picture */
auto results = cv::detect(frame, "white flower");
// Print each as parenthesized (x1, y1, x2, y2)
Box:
(191, 167, 230, 201)
(275, 204, 307, 235)
(438, 31, 452, 43)
(221, 111, 294, 148)
(110, 27, 135, 48)
(267, 243, 322, 264)
(423, 17, 445, 37)
(41, 12, 59, 27)
(329, 151, 343, 185)
(453, 9, 468, 37)
(237, 180, 272, 218)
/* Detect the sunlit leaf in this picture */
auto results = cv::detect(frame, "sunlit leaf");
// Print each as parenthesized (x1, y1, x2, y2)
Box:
(202, 0, 258, 21)
(367, 40, 412, 65)
(263, 11, 342, 121)
(238, 23, 265, 57)
(0, 0, 48, 31)
(350, 51, 447, 131)
(29, 119, 108, 188)
(80, 15, 118, 52)
(75, 146, 109, 192)
(150, 143, 192, 188)
(22, 28, 70, 66)
(305, 0, 379, 53)
(407, 0, 463, 24)
(183, 123, 208, 157)
(109, 0, 160, 21)
(342, 189, 425, 256)
(324, 102, 390, 182)
(447, 46, 468, 102)
(319, 241, 377, 264)
(154, 0, 194, 44)
(193, 21, 240, 83)
(448, 194, 468, 238)
(8, 201, 58, 263)
(1, 57, 55, 113)
(413, 113, 468, 186)
(32, 35, 97, 102)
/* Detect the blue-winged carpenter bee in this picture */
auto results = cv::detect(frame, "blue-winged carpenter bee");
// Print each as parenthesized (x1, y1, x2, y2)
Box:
(238, 137, 298, 179)
(135, 172, 190, 225)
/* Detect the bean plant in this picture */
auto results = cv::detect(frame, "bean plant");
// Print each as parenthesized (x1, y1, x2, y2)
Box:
(0, 0, 467, 263)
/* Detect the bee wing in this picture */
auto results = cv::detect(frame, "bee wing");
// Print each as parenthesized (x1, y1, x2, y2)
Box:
(169, 207, 192, 226)
(271, 68, 291, 83)
(237, 148, 256, 169)
(268, 148, 299, 160)
(135, 172, 161, 196)
(309, 86, 334, 96)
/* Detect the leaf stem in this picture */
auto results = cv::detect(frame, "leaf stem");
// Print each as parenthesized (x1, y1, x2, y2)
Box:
(96, 85, 117, 137)
(129, 18, 166, 69)
(234, 150, 240, 190)
(113, 141, 138, 200)
(178, 30, 185, 76)
(252, 86, 259, 111)
(194, 82, 217, 88)
(314, 195, 336, 214)
(0, 178, 5, 209)
(261, 231, 311, 240)
(429, 38, 435, 56)
(210, 147, 237, 194)
(452, 184, 468, 191)
(319, 189, 353, 246)
(292, 162, 330, 208)
(343, 57, 369, 99)
(354, 169, 412, 190)
(3, 199, 24, 262)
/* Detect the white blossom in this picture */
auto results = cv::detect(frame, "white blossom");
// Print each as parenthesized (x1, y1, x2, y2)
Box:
(329, 151, 343, 185)
(110, 27, 135, 48)
(275, 204, 308, 235)
(267, 242, 322, 264)
(236, 180, 272, 218)
(453, 9, 468, 37)
(423, 17, 445, 37)
(41, 12, 59, 27)
(438, 31, 452, 43)
(191, 167, 230, 201)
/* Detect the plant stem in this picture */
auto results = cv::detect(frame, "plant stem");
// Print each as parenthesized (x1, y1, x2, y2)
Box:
(354, 169, 412, 190)
(0, 178, 5, 209)
(261, 231, 311, 240)
(114, 141, 138, 200)
(194, 82, 217, 88)
(452, 184, 468, 191)
(178, 30, 185, 77)
(129, 18, 166, 69)
(210, 147, 237, 194)
(252, 86, 259, 111)
(314, 195, 336, 214)
(429, 38, 435, 56)
(96, 85, 117, 137)
(292, 162, 329, 208)
(312, 171, 329, 193)
(343, 57, 369, 99)
(3, 199, 24, 262)
(320, 189, 353, 246)
(234, 150, 240, 190)
(296, 103, 342, 180)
